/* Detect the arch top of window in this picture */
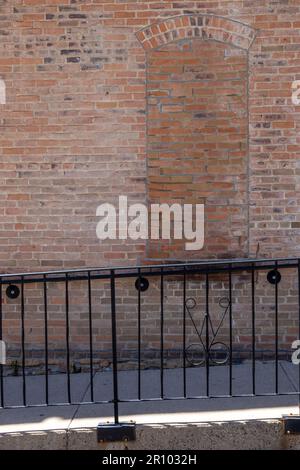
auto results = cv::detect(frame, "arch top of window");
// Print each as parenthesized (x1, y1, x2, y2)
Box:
(135, 14, 257, 52)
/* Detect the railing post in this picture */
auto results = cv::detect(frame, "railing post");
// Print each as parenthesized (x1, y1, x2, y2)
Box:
(274, 261, 279, 395)
(283, 259, 300, 433)
(298, 259, 300, 415)
(110, 270, 119, 424)
(43, 275, 49, 406)
(137, 268, 141, 401)
(65, 273, 71, 404)
(205, 272, 210, 397)
(160, 267, 164, 399)
(20, 276, 26, 407)
(251, 265, 256, 396)
(97, 269, 136, 444)
(87, 271, 94, 403)
(228, 265, 233, 396)
(182, 266, 186, 398)
(0, 279, 3, 408)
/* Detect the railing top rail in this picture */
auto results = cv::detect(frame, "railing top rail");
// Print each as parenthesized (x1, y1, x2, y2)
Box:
(0, 256, 298, 279)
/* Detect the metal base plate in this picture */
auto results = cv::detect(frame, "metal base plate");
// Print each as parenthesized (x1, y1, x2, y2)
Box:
(283, 415, 300, 434)
(97, 422, 136, 443)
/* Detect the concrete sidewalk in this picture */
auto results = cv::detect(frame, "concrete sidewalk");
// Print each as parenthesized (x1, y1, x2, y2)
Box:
(0, 361, 299, 449)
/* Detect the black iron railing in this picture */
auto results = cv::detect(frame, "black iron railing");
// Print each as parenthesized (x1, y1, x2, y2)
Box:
(0, 257, 300, 428)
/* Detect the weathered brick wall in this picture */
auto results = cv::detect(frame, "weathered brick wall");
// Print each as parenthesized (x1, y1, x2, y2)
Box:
(0, 1, 299, 270)
(147, 37, 248, 260)
(0, 1, 300, 367)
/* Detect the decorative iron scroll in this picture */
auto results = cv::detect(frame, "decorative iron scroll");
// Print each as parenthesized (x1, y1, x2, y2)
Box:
(185, 296, 231, 366)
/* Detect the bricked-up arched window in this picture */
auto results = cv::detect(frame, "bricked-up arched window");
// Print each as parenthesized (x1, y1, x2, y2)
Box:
(136, 15, 256, 261)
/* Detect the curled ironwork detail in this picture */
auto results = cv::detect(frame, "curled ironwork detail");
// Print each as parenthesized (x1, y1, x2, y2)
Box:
(185, 296, 231, 366)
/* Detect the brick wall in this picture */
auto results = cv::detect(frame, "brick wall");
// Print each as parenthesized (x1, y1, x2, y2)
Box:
(0, 1, 299, 270)
(147, 37, 248, 260)
(0, 1, 300, 366)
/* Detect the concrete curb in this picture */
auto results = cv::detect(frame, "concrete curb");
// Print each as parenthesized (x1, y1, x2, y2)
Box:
(1, 419, 300, 450)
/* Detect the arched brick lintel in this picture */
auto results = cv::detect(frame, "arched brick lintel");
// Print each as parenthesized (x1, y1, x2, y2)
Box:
(136, 15, 257, 51)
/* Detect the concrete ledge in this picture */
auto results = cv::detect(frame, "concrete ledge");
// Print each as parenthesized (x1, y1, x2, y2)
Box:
(67, 421, 300, 450)
(1, 420, 300, 450)
(0, 430, 67, 450)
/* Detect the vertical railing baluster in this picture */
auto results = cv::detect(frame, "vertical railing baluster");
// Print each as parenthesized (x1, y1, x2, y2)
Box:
(205, 272, 210, 397)
(65, 274, 71, 403)
(21, 277, 26, 406)
(110, 270, 119, 424)
(183, 266, 187, 398)
(275, 262, 279, 394)
(88, 272, 94, 402)
(229, 266, 233, 396)
(137, 268, 141, 401)
(0, 280, 3, 408)
(298, 260, 300, 413)
(43, 275, 49, 405)
(160, 268, 164, 399)
(251, 266, 256, 395)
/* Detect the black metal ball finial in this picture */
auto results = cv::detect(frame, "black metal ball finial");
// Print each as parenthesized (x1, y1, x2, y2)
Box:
(6, 284, 20, 300)
(135, 277, 149, 292)
(267, 269, 281, 285)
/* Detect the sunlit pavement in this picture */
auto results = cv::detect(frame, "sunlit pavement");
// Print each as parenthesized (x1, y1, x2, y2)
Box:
(0, 360, 299, 433)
